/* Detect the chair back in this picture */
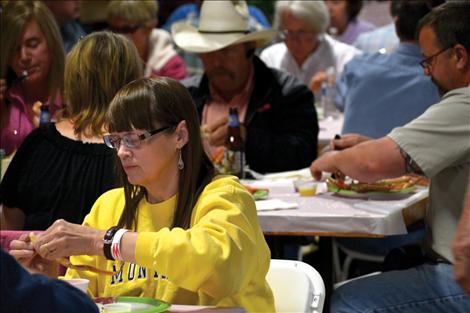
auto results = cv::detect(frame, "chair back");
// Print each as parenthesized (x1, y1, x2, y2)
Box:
(267, 259, 325, 313)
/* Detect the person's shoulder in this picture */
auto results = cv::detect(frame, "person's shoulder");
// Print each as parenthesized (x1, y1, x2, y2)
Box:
(325, 35, 362, 57)
(442, 87, 470, 105)
(206, 175, 244, 190)
(181, 75, 203, 88)
(260, 42, 286, 56)
(95, 188, 125, 203)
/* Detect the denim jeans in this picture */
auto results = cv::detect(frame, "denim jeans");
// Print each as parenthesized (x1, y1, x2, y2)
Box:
(331, 263, 470, 313)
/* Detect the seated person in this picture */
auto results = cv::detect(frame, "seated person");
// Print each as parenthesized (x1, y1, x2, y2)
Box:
(325, 0, 375, 45)
(172, 0, 319, 174)
(44, 0, 87, 52)
(0, 32, 142, 230)
(107, 0, 187, 80)
(162, 0, 271, 76)
(310, 2, 470, 311)
(0, 1, 64, 156)
(10, 77, 275, 312)
(336, 1, 441, 139)
(261, 0, 360, 93)
(0, 249, 98, 313)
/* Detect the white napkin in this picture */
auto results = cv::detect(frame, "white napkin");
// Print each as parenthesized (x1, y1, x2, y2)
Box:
(255, 199, 298, 211)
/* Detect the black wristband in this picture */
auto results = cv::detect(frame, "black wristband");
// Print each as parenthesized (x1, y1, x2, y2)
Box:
(103, 226, 120, 260)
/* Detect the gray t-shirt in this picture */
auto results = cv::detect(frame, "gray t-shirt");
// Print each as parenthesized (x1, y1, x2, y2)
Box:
(388, 86, 470, 262)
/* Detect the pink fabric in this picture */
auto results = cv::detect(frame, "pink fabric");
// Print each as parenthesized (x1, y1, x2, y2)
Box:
(151, 54, 188, 80)
(0, 84, 63, 156)
(0, 230, 43, 251)
(0, 230, 66, 275)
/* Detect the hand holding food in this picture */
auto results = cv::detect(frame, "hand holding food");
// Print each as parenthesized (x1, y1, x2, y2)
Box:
(9, 233, 58, 277)
(31, 219, 105, 261)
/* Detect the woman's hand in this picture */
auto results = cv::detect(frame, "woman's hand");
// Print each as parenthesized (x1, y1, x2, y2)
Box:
(309, 71, 327, 92)
(31, 219, 106, 260)
(9, 233, 58, 277)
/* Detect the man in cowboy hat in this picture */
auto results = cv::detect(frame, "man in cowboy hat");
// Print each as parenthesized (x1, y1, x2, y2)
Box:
(172, 0, 318, 174)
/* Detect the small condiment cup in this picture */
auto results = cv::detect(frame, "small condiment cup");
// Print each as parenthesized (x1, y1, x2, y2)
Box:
(297, 181, 319, 197)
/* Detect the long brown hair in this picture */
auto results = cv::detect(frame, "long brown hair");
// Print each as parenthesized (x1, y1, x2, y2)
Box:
(106, 77, 215, 230)
(0, 0, 64, 129)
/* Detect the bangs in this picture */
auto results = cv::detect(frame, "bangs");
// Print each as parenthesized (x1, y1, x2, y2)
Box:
(106, 82, 157, 133)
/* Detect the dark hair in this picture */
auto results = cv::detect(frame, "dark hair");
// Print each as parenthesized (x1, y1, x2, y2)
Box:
(418, 1, 470, 52)
(346, 0, 363, 21)
(395, 1, 433, 41)
(106, 77, 215, 230)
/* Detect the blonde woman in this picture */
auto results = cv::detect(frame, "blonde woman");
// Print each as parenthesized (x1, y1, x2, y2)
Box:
(0, 1, 65, 155)
(0, 32, 143, 230)
(107, 0, 188, 80)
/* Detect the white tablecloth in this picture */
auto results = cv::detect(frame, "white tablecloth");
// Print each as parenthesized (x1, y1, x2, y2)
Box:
(243, 177, 428, 237)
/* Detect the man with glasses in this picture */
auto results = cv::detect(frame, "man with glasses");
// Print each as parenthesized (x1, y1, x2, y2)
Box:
(260, 0, 360, 94)
(310, 2, 470, 311)
(171, 0, 318, 174)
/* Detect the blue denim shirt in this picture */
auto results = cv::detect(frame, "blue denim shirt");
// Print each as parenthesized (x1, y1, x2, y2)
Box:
(335, 43, 440, 138)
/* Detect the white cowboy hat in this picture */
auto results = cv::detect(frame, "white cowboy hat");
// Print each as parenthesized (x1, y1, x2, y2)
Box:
(171, 0, 275, 53)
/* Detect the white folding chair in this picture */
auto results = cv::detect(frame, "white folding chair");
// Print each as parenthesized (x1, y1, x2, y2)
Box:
(266, 259, 325, 313)
(332, 239, 385, 282)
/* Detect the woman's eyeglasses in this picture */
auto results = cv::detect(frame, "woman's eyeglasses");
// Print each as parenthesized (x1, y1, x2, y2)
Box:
(104, 126, 171, 150)
(279, 29, 316, 41)
(419, 46, 452, 70)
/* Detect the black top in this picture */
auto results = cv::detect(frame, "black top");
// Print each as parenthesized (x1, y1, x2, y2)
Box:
(0, 123, 118, 230)
(183, 56, 319, 173)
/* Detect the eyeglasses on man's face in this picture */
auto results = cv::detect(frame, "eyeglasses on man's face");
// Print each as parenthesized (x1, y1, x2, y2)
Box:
(419, 46, 452, 70)
(104, 126, 171, 150)
(279, 29, 316, 41)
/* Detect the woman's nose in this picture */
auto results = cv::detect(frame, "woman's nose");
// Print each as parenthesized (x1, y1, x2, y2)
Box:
(19, 46, 31, 64)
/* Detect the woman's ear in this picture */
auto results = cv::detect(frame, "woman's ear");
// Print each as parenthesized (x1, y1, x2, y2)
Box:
(175, 120, 189, 149)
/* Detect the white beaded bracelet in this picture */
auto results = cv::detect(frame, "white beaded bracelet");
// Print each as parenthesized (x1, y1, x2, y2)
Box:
(111, 229, 129, 261)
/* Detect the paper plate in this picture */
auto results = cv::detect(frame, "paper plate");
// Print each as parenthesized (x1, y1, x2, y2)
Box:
(97, 297, 170, 313)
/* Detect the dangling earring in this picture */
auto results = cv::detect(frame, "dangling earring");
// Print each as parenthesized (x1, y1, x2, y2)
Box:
(178, 149, 184, 170)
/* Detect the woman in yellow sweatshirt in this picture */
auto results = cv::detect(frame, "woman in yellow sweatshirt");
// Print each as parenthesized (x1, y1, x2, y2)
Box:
(10, 77, 274, 312)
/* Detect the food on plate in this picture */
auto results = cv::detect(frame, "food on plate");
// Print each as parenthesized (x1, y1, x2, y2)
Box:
(242, 184, 269, 200)
(326, 175, 427, 193)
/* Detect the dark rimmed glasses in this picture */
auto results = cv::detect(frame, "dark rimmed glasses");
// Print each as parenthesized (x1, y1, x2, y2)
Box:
(419, 46, 452, 70)
(104, 126, 171, 150)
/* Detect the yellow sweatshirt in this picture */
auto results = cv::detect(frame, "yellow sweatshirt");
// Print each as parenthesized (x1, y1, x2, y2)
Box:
(65, 175, 274, 312)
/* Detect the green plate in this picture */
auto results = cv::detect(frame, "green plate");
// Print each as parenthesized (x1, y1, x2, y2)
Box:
(328, 186, 417, 200)
(99, 297, 171, 313)
(252, 190, 269, 200)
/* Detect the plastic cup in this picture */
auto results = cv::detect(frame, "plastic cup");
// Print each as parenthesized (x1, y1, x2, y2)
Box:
(59, 277, 89, 293)
(298, 181, 318, 197)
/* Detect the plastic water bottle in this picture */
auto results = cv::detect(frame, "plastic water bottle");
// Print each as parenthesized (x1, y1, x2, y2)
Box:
(321, 67, 339, 119)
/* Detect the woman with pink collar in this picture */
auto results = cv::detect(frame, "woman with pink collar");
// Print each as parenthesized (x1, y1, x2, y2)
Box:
(0, 1, 64, 156)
